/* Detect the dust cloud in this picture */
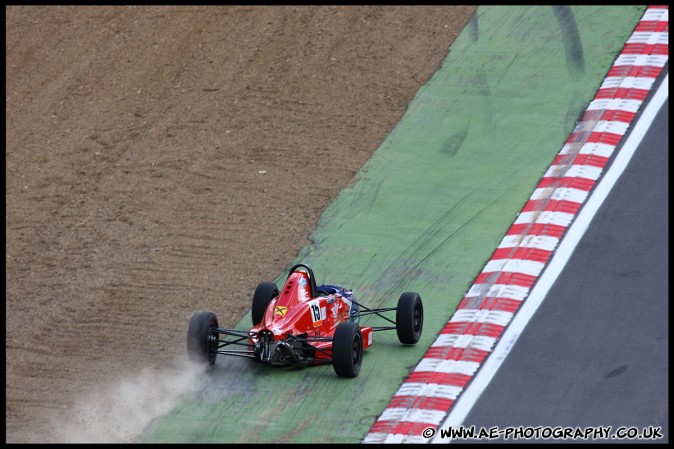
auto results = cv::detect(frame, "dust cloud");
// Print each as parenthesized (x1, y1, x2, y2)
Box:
(48, 357, 207, 443)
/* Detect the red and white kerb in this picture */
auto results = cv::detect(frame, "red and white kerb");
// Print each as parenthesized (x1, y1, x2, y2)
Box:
(364, 5, 668, 444)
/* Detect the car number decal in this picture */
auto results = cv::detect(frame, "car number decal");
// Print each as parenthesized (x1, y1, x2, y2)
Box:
(309, 300, 326, 326)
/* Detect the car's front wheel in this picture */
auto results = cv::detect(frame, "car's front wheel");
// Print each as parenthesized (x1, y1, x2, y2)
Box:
(396, 292, 423, 344)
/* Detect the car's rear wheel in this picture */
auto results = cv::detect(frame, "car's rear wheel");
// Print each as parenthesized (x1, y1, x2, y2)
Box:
(396, 292, 423, 344)
(252, 282, 279, 325)
(187, 310, 219, 365)
(332, 322, 363, 378)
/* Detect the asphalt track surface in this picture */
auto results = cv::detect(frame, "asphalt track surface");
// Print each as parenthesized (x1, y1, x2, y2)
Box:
(459, 75, 669, 444)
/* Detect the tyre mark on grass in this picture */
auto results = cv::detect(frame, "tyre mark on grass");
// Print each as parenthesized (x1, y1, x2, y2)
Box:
(552, 6, 585, 80)
(357, 189, 479, 314)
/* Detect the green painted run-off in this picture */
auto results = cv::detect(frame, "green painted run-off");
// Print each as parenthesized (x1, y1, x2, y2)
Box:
(141, 6, 645, 443)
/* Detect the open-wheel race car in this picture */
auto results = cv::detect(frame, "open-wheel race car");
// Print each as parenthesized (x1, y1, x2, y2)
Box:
(187, 263, 423, 378)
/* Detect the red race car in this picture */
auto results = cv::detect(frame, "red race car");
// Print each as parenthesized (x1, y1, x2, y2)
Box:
(187, 263, 423, 377)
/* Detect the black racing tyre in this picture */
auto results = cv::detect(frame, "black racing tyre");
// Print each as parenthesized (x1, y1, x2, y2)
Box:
(396, 292, 423, 344)
(332, 322, 363, 378)
(252, 282, 279, 325)
(187, 310, 219, 365)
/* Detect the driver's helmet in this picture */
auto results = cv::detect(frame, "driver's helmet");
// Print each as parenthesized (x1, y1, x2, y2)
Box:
(316, 284, 359, 324)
